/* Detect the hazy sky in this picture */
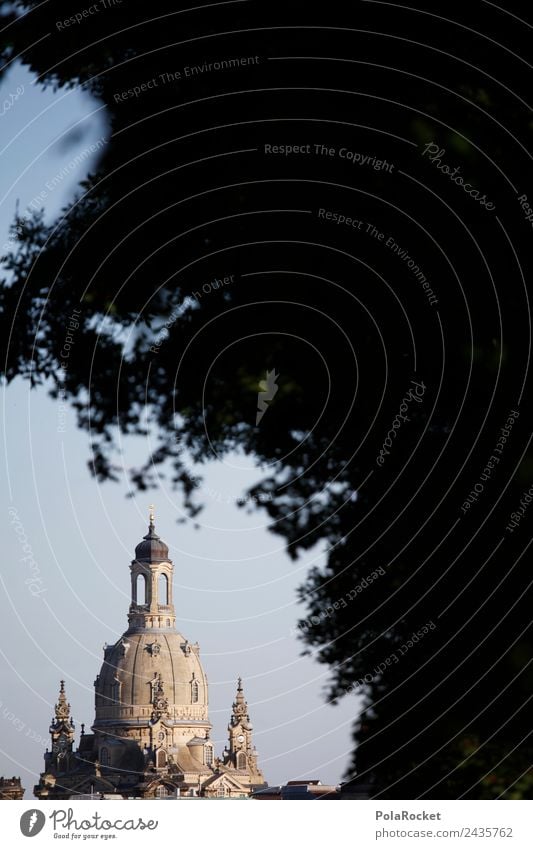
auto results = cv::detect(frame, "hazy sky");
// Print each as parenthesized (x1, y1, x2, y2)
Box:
(0, 62, 358, 797)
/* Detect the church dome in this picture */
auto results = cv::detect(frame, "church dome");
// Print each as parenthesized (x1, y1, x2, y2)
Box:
(36, 517, 266, 801)
(94, 511, 208, 729)
(94, 632, 208, 724)
(134, 524, 169, 563)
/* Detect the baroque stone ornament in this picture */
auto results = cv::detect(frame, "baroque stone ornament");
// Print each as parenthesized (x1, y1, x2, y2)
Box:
(151, 674, 169, 721)
(54, 681, 70, 720)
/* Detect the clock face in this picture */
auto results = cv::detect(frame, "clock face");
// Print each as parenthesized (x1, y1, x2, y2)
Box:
(237, 734, 245, 743)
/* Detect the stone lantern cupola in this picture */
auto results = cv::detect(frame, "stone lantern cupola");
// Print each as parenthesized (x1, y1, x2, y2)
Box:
(128, 506, 175, 632)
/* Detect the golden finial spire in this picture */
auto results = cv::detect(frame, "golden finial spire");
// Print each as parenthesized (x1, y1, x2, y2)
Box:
(148, 504, 155, 530)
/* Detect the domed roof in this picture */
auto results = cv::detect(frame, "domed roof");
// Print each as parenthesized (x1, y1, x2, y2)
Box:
(94, 631, 208, 724)
(134, 520, 169, 563)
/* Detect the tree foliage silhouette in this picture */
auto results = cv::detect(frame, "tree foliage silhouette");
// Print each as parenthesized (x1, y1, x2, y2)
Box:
(2, 0, 533, 797)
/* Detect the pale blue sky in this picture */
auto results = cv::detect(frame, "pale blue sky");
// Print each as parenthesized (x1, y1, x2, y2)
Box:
(0, 62, 358, 797)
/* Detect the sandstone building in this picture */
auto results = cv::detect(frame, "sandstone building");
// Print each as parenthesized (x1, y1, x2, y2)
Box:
(0, 777, 24, 799)
(34, 514, 266, 799)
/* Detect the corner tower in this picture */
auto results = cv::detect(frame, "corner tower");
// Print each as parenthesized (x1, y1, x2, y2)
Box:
(48, 681, 76, 770)
(221, 678, 265, 789)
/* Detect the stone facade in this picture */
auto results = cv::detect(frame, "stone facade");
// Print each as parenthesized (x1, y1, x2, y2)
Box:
(34, 516, 267, 799)
(0, 777, 25, 799)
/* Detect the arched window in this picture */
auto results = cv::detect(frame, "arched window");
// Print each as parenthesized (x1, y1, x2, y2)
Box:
(112, 678, 121, 704)
(236, 752, 246, 770)
(156, 749, 167, 768)
(158, 573, 169, 605)
(136, 573, 146, 605)
(205, 745, 213, 766)
(100, 747, 109, 766)
(191, 679, 199, 703)
(166, 618, 171, 627)
(217, 784, 226, 797)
